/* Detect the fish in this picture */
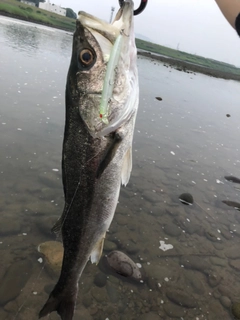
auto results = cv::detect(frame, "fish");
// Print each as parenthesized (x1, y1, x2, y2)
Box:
(39, 1, 139, 319)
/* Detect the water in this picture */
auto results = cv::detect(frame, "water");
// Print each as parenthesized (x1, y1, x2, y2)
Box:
(1, 15, 240, 320)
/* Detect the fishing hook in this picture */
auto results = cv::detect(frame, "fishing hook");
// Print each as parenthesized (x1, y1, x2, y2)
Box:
(119, 0, 148, 16)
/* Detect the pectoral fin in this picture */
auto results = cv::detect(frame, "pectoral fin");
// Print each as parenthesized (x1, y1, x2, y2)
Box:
(96, 132, 122, 179)
(90, 233, 106, 264)
(121, 148, 132, 186)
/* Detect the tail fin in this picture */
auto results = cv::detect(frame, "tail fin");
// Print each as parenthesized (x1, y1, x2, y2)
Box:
(39, 291, 76, 320)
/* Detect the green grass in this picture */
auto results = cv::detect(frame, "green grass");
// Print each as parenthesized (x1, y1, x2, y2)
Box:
(136, 39, 240, 76)
(0, 0, 76, 31)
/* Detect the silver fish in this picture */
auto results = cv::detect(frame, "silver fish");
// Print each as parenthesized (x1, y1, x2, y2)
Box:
(39, 1, 138, 319)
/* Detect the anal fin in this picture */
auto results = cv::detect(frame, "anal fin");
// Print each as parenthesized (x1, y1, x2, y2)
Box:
(90, 233, 106, 264)
(121, 148, 132, 186)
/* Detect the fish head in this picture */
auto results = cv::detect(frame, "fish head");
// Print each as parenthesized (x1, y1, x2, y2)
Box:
(67, 0, 139, 138)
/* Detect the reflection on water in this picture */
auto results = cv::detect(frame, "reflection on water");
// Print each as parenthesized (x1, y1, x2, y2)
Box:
(1, 15, 240, 320)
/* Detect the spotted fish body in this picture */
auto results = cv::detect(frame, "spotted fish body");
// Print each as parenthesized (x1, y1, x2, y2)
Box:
(39, 1, 139, 319)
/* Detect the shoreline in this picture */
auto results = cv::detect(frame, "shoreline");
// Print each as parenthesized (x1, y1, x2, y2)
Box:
(0, 11, 74, 32)
(138, 51, 240, 82)
(1, 12, 240, 81)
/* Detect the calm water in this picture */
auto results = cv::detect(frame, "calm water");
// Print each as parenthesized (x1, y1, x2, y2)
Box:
(1, 16, 240, 320)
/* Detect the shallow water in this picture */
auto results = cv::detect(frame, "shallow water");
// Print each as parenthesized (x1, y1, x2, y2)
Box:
(1, 15, 240, 320)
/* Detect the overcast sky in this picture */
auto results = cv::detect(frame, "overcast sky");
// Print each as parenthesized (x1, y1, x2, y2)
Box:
(57, 0, 240, 66)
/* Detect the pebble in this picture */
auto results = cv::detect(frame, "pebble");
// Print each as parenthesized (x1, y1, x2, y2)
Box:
(0, 259, 32, 305)
(180, 256, 211, 274)
(106, 250, 141, 280)
(0, 217, 21, 236)
(210, 257, 227, 267)
(163, 303, 185, 318)
(229, 259, 240, 271)
(205, 230, 219, 242)
(220, 296, 231, 309)
(166, 288, 197, 308)
(91, 287, 107, 303)
(185, 272, 205, 294)
(208, 273, 222, 287)
(106, 283, 120, 303)
(82, 294, 92, 308)
(232, 302, 240, 319)
(138, 312, 161, 320)
(94, 273, 107, 288)
(142, 190, 160, 203)
(179, 193, 194, 205)
(104, 240, 117, 251)
(36, 216, 58, 237)
(224, 246, 240, 259)
(164, 224, 181, 237)
(38, 171, 61, 188)
(38, 241, 63, 277)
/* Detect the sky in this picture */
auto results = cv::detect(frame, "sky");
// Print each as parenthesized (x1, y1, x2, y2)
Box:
(57, 0, 240, 66)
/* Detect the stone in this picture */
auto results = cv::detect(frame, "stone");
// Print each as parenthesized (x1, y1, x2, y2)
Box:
(210, 257, 227, 267)
(106, 283, 120, 303)
(38, 241, 63, 277)
(0, 217, 21, 236)
(205, 230, 219, 242)
(82, 294, 92, 308)
(180, 256, 211, 274)
(138, 312, 161, 320)
(126, 242, 139, 255)
(232, 302, 240, 319)
(73, 307, 93, 320)
(163, 224, 181, 237)
(38, 171, 61, 188)
(208, 273, 222, 287)
(229, 259, 240, 271)
(220, 296, 231, 309)
(221, 229, 233, 240)
(166, 288, 197, 308)
(36, 216, 58, 237)
(91, 287, 108, 303)
(224, 246, 240, 259)
(179, 193, 193, 205)
(163, 303, 185, 318)
(185, 272, 205, 294)
(106, 250, 141, 280)
(0, 259, 32, 306)
(142, 190, 161, 203)
(94, 273, 107, 288)
(0, 308, 8, 319)
(115, 214, 127, 226)
(104, 240, 117, 251)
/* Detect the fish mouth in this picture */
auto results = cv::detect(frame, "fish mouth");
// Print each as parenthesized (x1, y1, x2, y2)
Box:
(78, 0, 134, 62)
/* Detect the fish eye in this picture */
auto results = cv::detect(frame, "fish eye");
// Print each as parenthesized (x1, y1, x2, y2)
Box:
(79, 49, 94, 66)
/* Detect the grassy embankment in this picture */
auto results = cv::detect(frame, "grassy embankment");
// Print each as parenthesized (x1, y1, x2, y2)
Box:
(136, 39, 240, 80)
(1, 0, 240, 80)
(0, 0, 76, 31)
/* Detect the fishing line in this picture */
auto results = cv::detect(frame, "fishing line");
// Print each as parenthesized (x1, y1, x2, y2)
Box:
(12, 147, 103, 319)
(11, 260, 47, 320)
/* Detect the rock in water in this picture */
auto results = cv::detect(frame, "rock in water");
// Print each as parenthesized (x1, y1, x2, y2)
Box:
(232, 302, 240, 319)
(106, 250, 141, 280)
(0, 259, 32, 305)
(179, 193, 194, 205)
(38, 241, 63, 277)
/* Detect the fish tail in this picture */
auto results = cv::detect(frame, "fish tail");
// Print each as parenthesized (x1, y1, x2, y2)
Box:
(39, 290, 76, 320)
